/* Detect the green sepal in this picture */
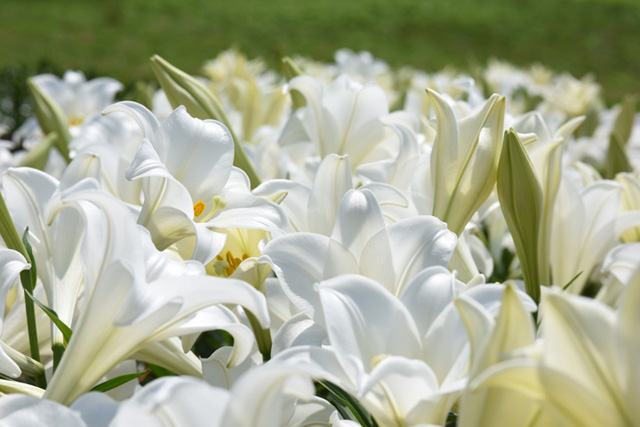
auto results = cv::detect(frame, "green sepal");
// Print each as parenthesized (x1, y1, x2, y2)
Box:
(27, 78, 71, 162)
(150, 55, 261, 189)
(23, 288, 72, 346)
(281, 57, 306, 109)
(318, 380, 379, 427)
(497, 129, 543, 303)
(90, 370, 150, 393)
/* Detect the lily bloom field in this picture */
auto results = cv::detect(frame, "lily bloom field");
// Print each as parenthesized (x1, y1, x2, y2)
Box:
(0, 47, 638, 426)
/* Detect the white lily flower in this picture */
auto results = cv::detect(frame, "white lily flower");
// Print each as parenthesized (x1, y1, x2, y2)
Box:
(32, 71, 123, 129)
(104, 101, 289, 264)
(3, 167, 84, 348)
(455, 283, 541, 426)
(255, 153, 410, 235)
(43, 258, 270, 405)
(550, 176, 640, 293)
(471, 272, 640, 426)
(273, 271, 535, 426)
(427, 89, 505, 235)
(69, 364, 325, 427)
(280, 74, 402, 171)
(262, 188, 456, 337)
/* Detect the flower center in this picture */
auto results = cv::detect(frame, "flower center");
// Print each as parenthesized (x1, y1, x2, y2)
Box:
(194, 196, 227, 221)
(215, 250, 250, 277)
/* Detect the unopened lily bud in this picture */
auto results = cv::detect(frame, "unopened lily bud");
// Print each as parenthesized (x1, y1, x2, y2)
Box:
(27, 79, 71, 162)
(150, 55, 261, 188)
(428, 89, 505, 236)
(282, 57, 306, 109)
(604, 96, 635, 179)
(497, 129, 543, 303)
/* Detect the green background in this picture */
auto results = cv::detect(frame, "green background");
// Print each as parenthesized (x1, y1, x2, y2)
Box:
(2, 0, 639, 103)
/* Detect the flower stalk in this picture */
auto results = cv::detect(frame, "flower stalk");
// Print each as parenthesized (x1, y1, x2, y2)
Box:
(0, 192, 46, 387)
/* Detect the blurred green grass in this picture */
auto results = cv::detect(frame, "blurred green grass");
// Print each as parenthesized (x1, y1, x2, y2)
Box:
(1, 0, 639, 104)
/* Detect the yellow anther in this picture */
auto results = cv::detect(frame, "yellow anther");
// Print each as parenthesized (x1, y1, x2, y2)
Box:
(193, 200, 206, 217)
(213, 250, 251, 277)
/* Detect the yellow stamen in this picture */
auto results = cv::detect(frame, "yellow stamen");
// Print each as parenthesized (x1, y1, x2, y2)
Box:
(214, 250, 250, 277)
(193, 200, 206, 217)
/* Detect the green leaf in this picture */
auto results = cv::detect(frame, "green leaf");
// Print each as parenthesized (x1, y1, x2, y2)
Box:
(497, 129, 543, 303)
(90, 370, 149, 393)
(562, 271, 583, 291)
(318, 380, 379, 427)
(140, 363, 177, 386)
(23, 287, 73, 346)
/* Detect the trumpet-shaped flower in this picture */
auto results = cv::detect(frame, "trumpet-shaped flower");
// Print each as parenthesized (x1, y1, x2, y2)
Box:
(550, 176, 640, 293)
(275, 273, 535, 426)
(279, 74, 402, 171)
(261, 187, 456, 335)
(103, 101, 289, 264)
(427, 89, 505, 235)
(471, 272, 640, 426)
(3, 167, 84, 347)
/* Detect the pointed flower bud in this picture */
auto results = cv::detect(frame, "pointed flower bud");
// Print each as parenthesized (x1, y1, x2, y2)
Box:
(604, 96, 635, 179)
(282, 57, 306, 109)
(428, 89, 505, 235)
(497, 129, 543, 303)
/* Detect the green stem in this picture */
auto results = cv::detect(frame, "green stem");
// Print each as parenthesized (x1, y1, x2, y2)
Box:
(52, 343, 65, 373)
(0, 193, 46, 387)
(246, 310, 272, 362)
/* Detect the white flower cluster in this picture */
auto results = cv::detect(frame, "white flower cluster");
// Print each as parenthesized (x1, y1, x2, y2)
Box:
(0, 48, 638, 426)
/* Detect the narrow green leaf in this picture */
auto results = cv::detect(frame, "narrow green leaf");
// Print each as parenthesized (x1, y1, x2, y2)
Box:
(497, 129, 543, 303)
(90, 370, 149, 393)
(318, 380, 379, 427)
(562, 271, 583, 292)
(23, 288, 73, 346)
